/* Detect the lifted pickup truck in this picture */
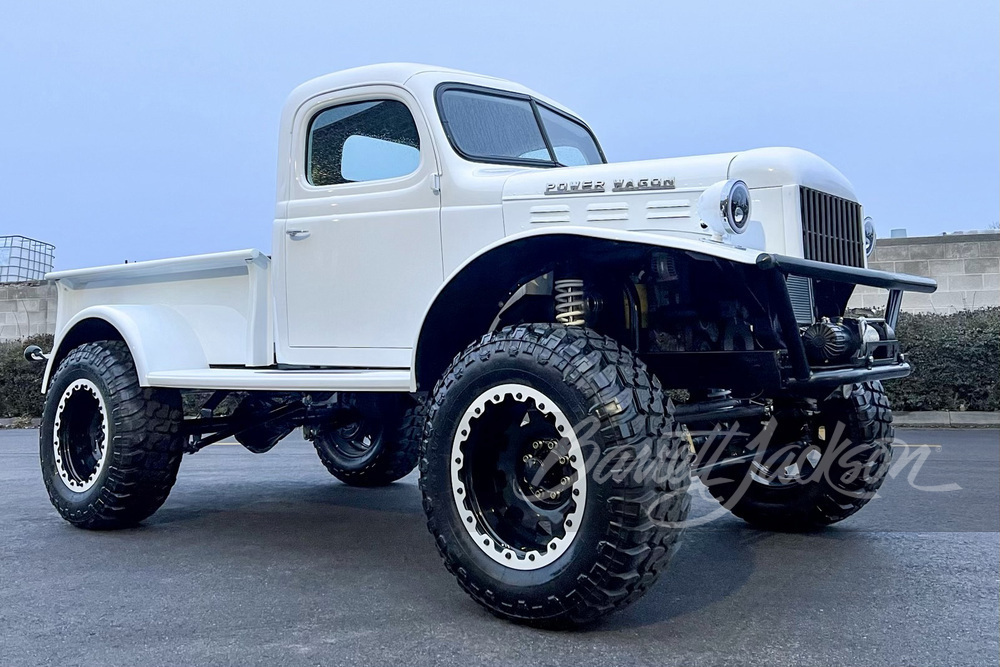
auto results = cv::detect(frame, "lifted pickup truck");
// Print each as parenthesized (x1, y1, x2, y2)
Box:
(31, 63, 936, 626)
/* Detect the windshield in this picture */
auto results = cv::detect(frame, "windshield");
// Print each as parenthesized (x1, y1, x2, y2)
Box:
(437, 85, 604, 167)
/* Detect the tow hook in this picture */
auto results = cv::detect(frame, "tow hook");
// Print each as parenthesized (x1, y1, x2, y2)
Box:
(23, 345, 48, 363)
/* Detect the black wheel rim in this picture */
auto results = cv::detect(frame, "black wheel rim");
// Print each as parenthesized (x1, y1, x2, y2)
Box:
(327, 412, 384, 461)
(53, 379, 109, 492)
(451, 384, 587, 569)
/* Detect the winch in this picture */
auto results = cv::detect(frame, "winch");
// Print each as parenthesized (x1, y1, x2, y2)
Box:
(801, 317, 891, 365)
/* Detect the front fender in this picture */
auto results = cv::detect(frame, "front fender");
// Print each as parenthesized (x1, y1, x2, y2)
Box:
(43, 305, 209, 391)
(410, 227, 763, 389)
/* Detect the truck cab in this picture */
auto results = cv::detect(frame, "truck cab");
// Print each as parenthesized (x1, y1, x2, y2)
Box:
(32, 63, 936, 627)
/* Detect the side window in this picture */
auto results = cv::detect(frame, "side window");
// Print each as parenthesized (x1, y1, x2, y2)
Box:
(537, 106, 603, 167)
(306, 99, 420, 186)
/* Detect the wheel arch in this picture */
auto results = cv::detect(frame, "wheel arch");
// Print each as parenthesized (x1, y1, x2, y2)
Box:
(43, 305, 209, 392)
(411, 229, 763, 391)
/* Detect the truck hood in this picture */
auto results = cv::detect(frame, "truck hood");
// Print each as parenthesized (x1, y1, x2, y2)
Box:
(501, 147, 856, 202)
(499, 147, 858, 255)
(502, 151, 738, 200)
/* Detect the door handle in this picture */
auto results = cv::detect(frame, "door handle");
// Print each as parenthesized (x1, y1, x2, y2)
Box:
(286, 229, 311, 240)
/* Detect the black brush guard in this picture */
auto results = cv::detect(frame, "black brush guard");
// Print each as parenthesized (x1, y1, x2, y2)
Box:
(643, 253, 938, 397)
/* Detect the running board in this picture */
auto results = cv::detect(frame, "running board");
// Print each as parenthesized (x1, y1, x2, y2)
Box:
(144, 368, 412, 392)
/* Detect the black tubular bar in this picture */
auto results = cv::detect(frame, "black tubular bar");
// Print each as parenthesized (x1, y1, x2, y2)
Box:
(786, 362, 912, 391)
(182, 402, 307, 452)
(671, 403, 769, 425)
(885, 289, 903, 329)
(765, 269, 811, 381)
(756, 253, 938, 293)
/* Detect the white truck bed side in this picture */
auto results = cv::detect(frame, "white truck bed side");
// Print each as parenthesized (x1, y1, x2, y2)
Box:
(44, 249, 273, 389)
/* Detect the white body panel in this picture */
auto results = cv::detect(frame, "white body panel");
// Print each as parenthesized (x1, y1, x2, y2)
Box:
(44, 250, 272, 388)
(45, 63, 864, 393)
(275, 83, 443, 368)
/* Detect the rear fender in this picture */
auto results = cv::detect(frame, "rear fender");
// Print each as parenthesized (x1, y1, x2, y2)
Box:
(42, 305, 208, 392)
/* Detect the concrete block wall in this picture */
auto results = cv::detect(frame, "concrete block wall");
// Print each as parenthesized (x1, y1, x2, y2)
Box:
(0, 281, 57, 341)
(848, 232, 1000, 313)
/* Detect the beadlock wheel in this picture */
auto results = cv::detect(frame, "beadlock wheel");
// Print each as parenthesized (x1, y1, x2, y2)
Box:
(451, 383, 588, 571)
(52, 379, 110, 493)
(40, 341, 184, 529)
(421, 324, 691, 626)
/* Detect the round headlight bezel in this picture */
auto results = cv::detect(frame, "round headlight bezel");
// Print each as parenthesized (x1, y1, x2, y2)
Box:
(722, 179, 751, 234)
(698, 179, 751, 237)
(863, 216, 877, 257)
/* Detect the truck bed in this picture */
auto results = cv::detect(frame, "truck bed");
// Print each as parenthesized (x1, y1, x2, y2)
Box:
(46, 250, 273, 386)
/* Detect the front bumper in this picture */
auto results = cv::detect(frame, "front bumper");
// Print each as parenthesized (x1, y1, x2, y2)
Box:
(759, 253, 936, 392)
(756, 253, 938, 303)
(643, 254, 937, 397)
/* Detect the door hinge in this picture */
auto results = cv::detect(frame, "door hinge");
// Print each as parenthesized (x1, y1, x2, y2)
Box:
(431, 173, 442, 195)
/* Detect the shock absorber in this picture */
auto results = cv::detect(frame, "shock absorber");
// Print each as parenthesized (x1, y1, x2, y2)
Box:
(554, 279, 586, 326)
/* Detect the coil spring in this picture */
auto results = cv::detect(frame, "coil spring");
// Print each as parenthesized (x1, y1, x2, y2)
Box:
(554, 279, 586, 326)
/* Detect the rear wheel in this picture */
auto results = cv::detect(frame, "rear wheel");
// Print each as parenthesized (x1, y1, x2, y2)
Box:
(307, 394, 423, 487)
(40, 341, 184, 529)
(700, 381, 894, 530)
(420, 324, 690, 627)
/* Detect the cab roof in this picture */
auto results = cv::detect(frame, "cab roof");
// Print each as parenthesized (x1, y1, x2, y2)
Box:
(282, 63, 581, 121)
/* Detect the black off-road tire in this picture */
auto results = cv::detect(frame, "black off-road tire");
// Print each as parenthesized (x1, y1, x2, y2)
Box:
(701, 381, 894, 530)
(40, 341, 184, 529)
(420, 324, 691, 627)
(310, 395, 423, 487)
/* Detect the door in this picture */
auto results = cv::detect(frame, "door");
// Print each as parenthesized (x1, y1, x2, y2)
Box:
(279, 86, 442, 368)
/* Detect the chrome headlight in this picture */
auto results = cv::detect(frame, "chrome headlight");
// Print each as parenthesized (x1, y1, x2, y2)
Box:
(698, 179, 751, 236)
(863, 216, 876, 256)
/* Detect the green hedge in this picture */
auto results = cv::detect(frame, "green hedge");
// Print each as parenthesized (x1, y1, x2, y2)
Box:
(0, 333, 52, 419)
(1, 310, 997, 418)
(887, 307, 1000, 412)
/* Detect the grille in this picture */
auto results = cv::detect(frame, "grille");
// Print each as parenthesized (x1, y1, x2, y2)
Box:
(786, 275, 815, 324)
(799, 187, 864, 268)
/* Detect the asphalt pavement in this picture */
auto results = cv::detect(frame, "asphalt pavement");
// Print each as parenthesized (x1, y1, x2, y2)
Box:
(1, 427, 997, 667)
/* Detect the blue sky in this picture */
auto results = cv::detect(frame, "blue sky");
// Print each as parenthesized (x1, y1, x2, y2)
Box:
(1, 0, 997, 270)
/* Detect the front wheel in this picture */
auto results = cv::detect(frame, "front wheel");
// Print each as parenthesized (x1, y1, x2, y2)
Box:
(420, 324, 690, 627)
(40, 341, 184, 529)
(700, 381, 894, 530)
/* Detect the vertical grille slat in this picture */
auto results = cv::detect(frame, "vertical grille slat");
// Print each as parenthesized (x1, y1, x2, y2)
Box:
(856, 203, 863, 266)
(827, 196, 834, 263)
(837, 198, 846, 265)
(847, 199, 856, 267)
(799, 186, 864, 268)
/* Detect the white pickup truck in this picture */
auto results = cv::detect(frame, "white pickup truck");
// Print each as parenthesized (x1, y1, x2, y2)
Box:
(31, 63, 936, 626)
